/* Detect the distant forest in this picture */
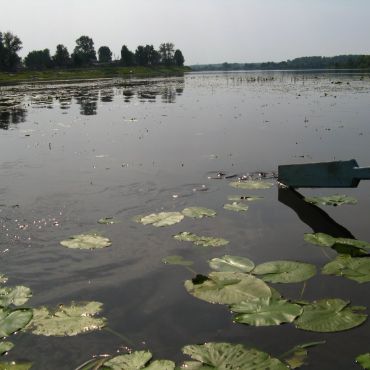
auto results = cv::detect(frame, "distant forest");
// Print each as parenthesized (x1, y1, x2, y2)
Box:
(0, 31, 185, 71)
(191, 55, 370, 71)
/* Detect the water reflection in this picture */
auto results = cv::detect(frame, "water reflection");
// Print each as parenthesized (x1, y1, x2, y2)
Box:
(0, 77, 185, 127)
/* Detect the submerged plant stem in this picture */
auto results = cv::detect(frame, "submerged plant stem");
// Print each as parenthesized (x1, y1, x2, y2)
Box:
(104, 327, 134, 346)
(300, 281, 307, 298)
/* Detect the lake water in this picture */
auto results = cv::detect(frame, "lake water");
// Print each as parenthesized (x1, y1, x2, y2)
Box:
(1, 71, 370, 369)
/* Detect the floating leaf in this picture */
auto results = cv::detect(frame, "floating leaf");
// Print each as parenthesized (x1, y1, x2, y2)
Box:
(182, 207, 216, 219)
(227, 195, 263, 202)
(182, 342, 288, 369)
(304, 194, 357, 206)
(0, 276, 7, 284)
(0, 341, 13, 355)
(282, 342, 326, 369)
(253, 261, 316, 283)
(162, 255, 193, 266)
(0, 308, 33, 337)
(209, 255, 255, 273)
(60, 233, 111, 249)
(185, 272, 272, 305)
(174, 232, 229, 247)
(137, 212, 184, 227)
(223, 202, 249, 212)
(98, 217, 120, 225)
(229, 181, 273, 190)
(304, 233, 370, 250)
(0, 362, 32, 369)
(0, 286, 32, 307)
(356, 353, 370, 369)
(27, 301, 106, 336)
(294, 299, 367, 332)
(322, 255, 370, 283)
(231, 297, 303, 326)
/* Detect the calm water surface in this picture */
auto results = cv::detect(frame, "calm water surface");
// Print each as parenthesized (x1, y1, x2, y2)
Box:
(1, 71, 370, 369)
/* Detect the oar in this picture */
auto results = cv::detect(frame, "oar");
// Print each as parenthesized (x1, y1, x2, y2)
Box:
(278, 159, 370, 188)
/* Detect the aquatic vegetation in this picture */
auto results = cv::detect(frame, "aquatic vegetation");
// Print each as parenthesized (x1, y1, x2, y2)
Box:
(0, 341, 13, 355)
(174, 232, 229, 247)
(223, 202, 249, 212)
(136, 212, 184, 227)
(209, 255, 255, 273)
(97, 217, 120, 224)
(162, 255, 194, 266)
(227, 195, 263, 201)
(27, 301, 107, 336)
(282, 341, 326, 369)
(0, 286, 32, 307)
(356, 353, 370, 369)
(304, 194, 357, 206)
(182, 207, 216, 219)
(60, 233, 112, 249)
(0, 307, 33, 337)
(294, 299, 367, 332)
(229, 181, 274, 190)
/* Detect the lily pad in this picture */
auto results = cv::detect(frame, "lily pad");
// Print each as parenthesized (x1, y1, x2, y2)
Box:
(282, 341, 326, 369)
(231, 297, 303, 326)
(182, 207, 216, 219)
(174, 232, 229, 247)
(223, 202, 249, 212)
(0, 341, 13, 355)
(0, 362, 32, 369)
(0, 308, 33, 337)
(209, 255, 255, 273)
(0, 276, 7, 284)
(322, 255, 370, 283)
(162, 255, 193, 266)
(0, 286, 32, 307)
(304, 194, 357, 206)
(27, 301, 106, 336)
(253, 261, 316, 283)
(184, 272, 272, 305)
(104, 351, 175, 370)
(182, 342, 288, 369)
(227, 195, 263, 202)
(304, 233, 336, 247)
(137, 212, 184, 227)
(357, 353, 370, 369)
(60, 233, 111, 249)
(294, 299, 367, 332)
(98, 217, 120, 224)
(229, 181, 273, 190)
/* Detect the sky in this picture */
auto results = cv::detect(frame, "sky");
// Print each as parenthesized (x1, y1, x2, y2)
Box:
(0, 0, 369, 65)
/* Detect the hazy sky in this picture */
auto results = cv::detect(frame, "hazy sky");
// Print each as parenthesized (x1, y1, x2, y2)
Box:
(1, 0, 369, 65)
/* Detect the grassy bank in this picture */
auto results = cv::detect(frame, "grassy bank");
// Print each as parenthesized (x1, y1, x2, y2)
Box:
(0, 65, 192, 84)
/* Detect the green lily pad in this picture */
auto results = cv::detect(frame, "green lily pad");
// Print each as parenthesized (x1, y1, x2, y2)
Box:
(174, 232, 229, 247)
(282, 341, 326, 369)
(182, 342, 288, 369)
(0, 286, 32, 307)
(322, 255, 370, 283)
(294, 299, 367, 332)
(98, 217, 120, 224)
(137, 212, 184, 227)
(0, 341, 14, 355)
(104, 351, 175, 370)
(209, 255, 255, 273)
(0, 362, 32, 370)
(304, 233, 336, 247)
(182, 207, 216, 219)
(223, 202, 249, 212)
(0, 276, 7, 284)
(162, 255, 193, 266)
(304, 194, 357, 206)
(27, 301, 106, 336)
(60, 233, 111, 249)
(0, 307, 33, 337)
(229, 181, 273, 190)
(356, 353, 370, 369)
(231, 298, 303, 326)
(185, 272, 272, 305)
(253, 261, 316, 283)
(227, 195, 263, 202)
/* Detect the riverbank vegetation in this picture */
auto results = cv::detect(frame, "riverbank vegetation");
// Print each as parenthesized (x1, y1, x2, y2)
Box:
(0, 31, 187, 83)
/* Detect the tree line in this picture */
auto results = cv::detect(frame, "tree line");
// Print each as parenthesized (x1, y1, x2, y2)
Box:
(192, 55, 370, 71)
(0, 32, 185, 71)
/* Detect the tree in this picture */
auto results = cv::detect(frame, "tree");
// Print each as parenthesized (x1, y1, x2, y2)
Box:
(53, 44, 70, 67)
(173, 49, 184, 66)
(0, 31, 22, 71)
(159, 42, 174, 65)
(145, 45, 160, 65)
(71, 35, 96, 66)
(135, 45, 146, 66)
(24, 49, 52, 69)
(98, 46, 112, 63)
(120, 45, 134, 66)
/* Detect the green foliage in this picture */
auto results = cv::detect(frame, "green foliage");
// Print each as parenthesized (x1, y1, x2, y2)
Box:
(0, 362, 32, 369)
(356, 353, 370, 369)
(182, 207, 216, 218)
(174, 232, 229, 247)
(0, 31, 22, 71)
(174, 49, 185, 66)
(0, 286, 32, 307)
(223, 202, 249, 212)
(304, 194, 357, 206)
(209, 255, 255, 273)
(60, 233, 112, 249)
(162, 255, 193, 266)
(136, 212, 184, 227)
(0, 307, 33, 337)
(24, 49, 52, 69)
(0, 341, 14, 355)
(159, 43, 175, 66)
(53, 44, 70, 67)
(98, 46, 112, 63)
(121, 45, 135, 66)
(72, 35, 96, 66)
(98, 217, 120, 225)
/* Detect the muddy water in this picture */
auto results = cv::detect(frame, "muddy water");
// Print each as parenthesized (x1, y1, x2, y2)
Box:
(1, 71, 370, 369)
